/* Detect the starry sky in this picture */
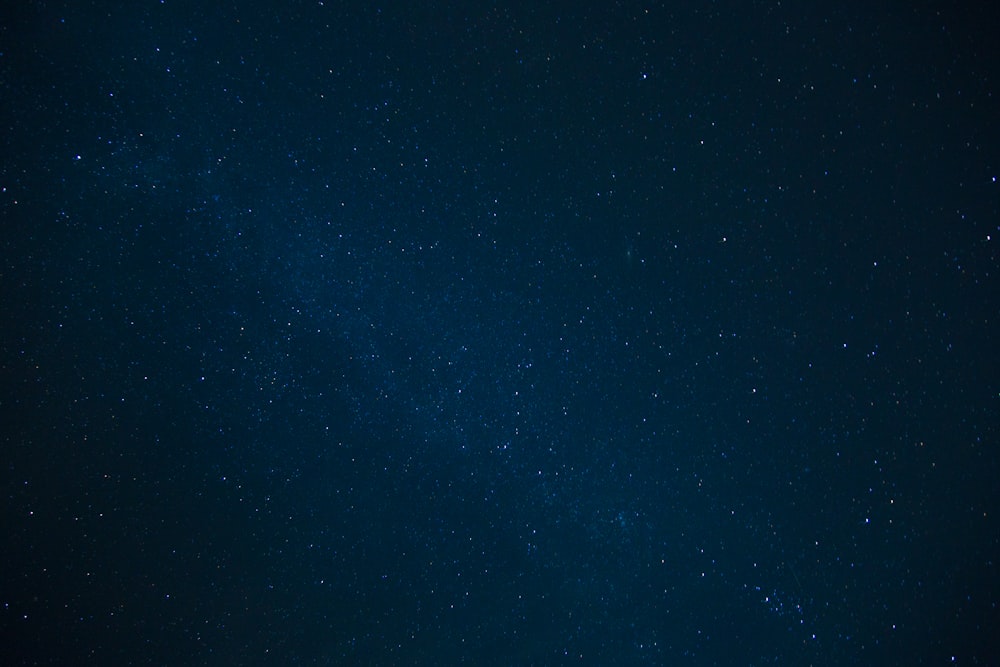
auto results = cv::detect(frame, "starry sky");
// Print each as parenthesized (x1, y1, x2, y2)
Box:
(2, 2, 998, 665)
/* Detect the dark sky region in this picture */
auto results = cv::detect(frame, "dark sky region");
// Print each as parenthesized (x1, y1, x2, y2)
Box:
(2, 2, 998, 665)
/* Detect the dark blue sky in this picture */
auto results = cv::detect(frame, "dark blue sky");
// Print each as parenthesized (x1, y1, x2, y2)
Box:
(2, 2, 997, 664)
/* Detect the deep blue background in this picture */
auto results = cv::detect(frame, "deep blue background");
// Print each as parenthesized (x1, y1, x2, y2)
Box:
(2, 2, 998, 664)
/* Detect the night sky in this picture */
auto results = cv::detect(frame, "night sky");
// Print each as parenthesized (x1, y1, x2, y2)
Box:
(2, 2, 998, 665)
